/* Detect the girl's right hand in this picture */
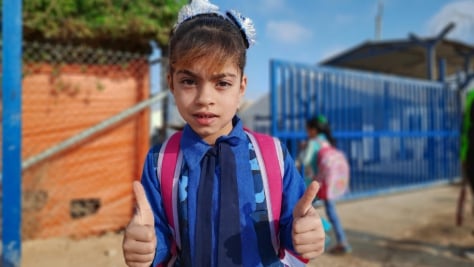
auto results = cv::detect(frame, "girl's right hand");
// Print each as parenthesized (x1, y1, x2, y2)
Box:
(123, 181, 157, 267)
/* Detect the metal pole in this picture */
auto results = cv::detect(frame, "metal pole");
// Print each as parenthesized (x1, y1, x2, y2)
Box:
(0, 81, 167, 181)
(375, 0, 384, 40)
(21, 91, 167, 171)
(2, 0, 23, 266)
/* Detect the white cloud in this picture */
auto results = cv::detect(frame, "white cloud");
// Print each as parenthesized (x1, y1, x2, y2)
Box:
(266, 20, 313, 44)
(427, 0, 474, 44)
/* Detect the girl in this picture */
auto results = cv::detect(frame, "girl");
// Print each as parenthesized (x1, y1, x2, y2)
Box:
(303, 115, 351, 255)
(122, 1, 325, 266)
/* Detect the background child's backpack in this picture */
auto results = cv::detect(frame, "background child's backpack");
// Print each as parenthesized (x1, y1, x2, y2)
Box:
(157, 129, 309, 267)
(314, 140, 350, 200)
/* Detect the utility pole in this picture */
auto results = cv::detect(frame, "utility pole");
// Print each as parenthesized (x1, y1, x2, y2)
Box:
(375, 0, 384, 40)
(3, 0, 23, 266)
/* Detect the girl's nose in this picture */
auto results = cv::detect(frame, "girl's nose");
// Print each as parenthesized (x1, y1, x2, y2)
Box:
(195, 83, 215, 105)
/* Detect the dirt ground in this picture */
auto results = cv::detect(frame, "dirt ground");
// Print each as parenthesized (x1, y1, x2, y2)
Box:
(309, 184, 474, 267)
(21, 184, 474, 267)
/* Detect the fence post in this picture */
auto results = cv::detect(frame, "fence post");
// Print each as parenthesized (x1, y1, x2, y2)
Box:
(2, 0, 23, 266)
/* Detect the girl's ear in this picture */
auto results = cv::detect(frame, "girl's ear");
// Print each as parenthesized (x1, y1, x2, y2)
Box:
(239, 74, 247, 96)
(167, 73, 174, 93)
(237, 75, 247, 109)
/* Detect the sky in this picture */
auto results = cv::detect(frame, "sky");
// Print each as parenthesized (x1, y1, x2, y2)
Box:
(207, 0, 474, 101)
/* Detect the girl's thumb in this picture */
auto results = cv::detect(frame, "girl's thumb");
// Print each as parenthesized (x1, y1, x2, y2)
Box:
(293, 181, 319, 218)
(132, 181, 155, 226)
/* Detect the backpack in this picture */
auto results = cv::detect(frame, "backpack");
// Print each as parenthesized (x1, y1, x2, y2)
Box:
(156, 129, 308, 267)
(314, 140, 350, 200)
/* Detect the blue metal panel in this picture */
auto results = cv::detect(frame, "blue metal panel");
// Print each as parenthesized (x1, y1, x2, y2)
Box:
(269, 59, 461, 199)
(2, 1, 23, 266)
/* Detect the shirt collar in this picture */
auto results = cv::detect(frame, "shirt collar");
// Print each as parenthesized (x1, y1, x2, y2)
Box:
(180, 116, 248, 169)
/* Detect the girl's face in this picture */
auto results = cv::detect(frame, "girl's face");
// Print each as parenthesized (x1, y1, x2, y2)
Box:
(168, 59, 246, 145)
(306, 127, 318, 139)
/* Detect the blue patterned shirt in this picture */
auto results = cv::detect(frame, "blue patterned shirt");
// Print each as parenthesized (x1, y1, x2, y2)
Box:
(140, 117, 306, 267)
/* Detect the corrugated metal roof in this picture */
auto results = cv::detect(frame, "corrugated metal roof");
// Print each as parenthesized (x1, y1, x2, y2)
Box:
(320, 38, 474, 82)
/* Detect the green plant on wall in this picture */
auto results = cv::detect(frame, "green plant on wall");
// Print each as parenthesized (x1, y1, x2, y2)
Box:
(6, 0, 188, 94)
(8, 0, 187, 53)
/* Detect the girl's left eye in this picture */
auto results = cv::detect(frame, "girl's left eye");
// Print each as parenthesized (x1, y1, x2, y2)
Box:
(216, 81, 232, 88)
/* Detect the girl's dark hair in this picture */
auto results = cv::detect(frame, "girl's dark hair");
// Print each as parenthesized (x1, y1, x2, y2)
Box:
(168, 14, 247, 75)
(306, 115, 337, 146)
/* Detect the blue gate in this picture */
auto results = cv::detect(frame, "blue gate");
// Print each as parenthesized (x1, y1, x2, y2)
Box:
(270, 59, 461, 198)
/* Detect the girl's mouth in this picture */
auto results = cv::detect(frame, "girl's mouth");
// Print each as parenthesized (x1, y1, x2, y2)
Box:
(194, 113, 217, 125)
(196, 114, 215, 118)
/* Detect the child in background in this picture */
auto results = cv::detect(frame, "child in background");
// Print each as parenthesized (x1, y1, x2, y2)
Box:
(122, 0, 325, 266)
(302, 115, 351, 255)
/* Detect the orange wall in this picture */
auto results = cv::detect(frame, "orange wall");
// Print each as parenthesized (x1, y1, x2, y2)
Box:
(21, 61, 150, 239)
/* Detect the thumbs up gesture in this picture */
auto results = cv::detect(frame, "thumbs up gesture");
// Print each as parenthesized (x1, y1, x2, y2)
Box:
(292, 181, 325, 259)
(123, 181, 157, 267)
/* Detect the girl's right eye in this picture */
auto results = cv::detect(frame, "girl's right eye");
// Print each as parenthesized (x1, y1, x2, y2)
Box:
(180, 78, 196, 87)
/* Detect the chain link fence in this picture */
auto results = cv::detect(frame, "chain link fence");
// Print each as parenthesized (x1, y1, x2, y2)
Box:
(9, 42, 154, 242)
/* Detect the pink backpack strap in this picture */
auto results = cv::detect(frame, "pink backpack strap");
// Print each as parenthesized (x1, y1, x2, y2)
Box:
(245, 129, 283, 254)
(315, 138, 332, 164)
(317, 146, 332, 165)
(157, 131, 183, 265)
(246, 129, 309, 265)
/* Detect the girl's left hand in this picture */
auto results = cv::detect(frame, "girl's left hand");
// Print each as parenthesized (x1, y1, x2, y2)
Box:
(292, 181, 325, 259)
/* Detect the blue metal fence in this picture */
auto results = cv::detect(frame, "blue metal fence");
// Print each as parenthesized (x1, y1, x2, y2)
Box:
(270, 59, 461, 198)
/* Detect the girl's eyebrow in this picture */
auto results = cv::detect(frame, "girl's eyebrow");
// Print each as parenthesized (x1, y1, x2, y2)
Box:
(211, 73, 237, 80)
(176, 69, 197, 77)
(176, 69, 237, 79)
